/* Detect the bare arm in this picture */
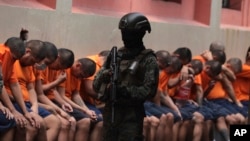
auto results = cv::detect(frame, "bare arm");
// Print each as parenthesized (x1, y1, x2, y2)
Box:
(0, 65, 15, 112)
(42, 71, 66, 91)
(27, 83, 38, 113)
(0, 86, 17, 112)
(42, 79, 63, 92)
(71, 90, 97, 121)
(220, 74, 241, 106)
(35, 79, 60, 110)
(168, 75, 180, 89)
(222, 65, 236, 82)
(160, 92, 179, 112)
(194, 84, 203, 106)
(36, 79, 74, 120)
(10, 82, 30, 115)
(57, 86, 87, 112)
(10, 82, 37, 127)
(0, 65, 30, 128)
(72, 90, 89, 109)
(81, 79, 98, 98)
(160, 90, 182, 118)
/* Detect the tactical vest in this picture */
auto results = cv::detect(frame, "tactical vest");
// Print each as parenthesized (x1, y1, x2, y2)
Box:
(118, 49, 154, 87)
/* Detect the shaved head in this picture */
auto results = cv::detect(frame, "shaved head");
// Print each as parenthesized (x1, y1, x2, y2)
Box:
(209, 41, 225, 52)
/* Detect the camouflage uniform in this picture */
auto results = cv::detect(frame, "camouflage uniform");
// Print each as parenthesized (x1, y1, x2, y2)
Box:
(93, 46, 159, 141)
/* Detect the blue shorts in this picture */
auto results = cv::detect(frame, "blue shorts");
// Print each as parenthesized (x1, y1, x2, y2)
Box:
(85, 102, 103, 122)
(144, 101, 181, 122)
(145, 111, 153, 117)
(51, 99, 89, 121)
(0, 112, 16, 133)
(197, 106, 214, 120)
(68, 108, 89, 121)
(239, 101, 249, 117)
(210, 99, 239, 115)
(14, 102, 51, 118)
(178, 102, 198, 120)
(203, 99, 231, 120)
(25, 102, 51, 118)
(13, 102, 32, 114)
(159, 105, 181, 122)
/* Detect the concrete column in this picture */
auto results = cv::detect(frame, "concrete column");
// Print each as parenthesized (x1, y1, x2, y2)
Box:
(241, 0, 250, 26)
(210, 0, 222, 28)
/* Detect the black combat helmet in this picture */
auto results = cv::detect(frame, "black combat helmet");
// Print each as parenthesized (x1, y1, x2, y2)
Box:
(119, 12, 151, 33)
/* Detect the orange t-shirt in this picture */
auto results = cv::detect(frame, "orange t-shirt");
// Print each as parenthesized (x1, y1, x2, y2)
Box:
(158, 70, 169, 92)
(236, 64, 250, 78)
(206, 82, 227, 100)
(200, 70, 212, 90)
(233, 64, 250, 101)
(86, 55, 101, 80)
(62, 68, 81, 99)
(0, 44, 18, 93)
(190, 74, 202, 100)
(167, 73, 181, 98)
(13, 61, 35, 101)
(32, 67, 43, 80)
(193, 55, 206, 64)
(40, 68, 64, 100)
(79, 55, 100, 104)
(200, 70, 227, 100)
(233, 77, 250, 101)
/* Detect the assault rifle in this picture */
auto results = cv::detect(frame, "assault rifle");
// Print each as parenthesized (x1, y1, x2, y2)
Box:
(110, 46, 119, 141)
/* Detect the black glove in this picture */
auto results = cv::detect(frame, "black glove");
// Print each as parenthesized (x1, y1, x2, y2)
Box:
(102, 69, 111, 83)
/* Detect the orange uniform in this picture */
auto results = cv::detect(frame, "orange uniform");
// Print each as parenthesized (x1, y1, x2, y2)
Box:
(206, 82, 227, 100)
(199, 70, 227, 100)
(80, 55, 101, 105)
(168, 70, 201, 100)
(167, 73, 181, 98)
(193, 55, 206, 64)
(12, 61, 35, 101)
(40, 68, 64, 100)
(233, 64, 250, 101)
(158, 70, 169, 92)
(190, 55, 207, 99)
(0, 44, 18, 94)
(199, 70, 215, 96)
(86, 55, 101, 80)
(33, 68, 43, 80)
(190, 74, 202, 100)
(63, 68, 81, 99)
(236, 64, 250, 77)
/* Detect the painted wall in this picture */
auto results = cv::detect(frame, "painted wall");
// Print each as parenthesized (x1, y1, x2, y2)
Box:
(0, 0, 249, 61)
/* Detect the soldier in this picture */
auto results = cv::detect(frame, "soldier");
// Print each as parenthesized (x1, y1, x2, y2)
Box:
(93, 12, 159, 141)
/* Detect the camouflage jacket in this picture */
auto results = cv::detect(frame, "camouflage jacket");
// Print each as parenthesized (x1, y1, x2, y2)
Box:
(93, 47, 159, 104)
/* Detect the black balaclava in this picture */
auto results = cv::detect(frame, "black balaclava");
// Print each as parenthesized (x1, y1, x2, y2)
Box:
(121, 30, 145, 48)
(120, 30, 146, 59)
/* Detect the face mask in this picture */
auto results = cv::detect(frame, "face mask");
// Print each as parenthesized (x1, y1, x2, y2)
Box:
(34, 63, 47, 70)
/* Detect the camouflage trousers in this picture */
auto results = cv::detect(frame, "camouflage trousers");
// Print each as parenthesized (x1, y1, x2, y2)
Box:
(102, 103, 145, 141)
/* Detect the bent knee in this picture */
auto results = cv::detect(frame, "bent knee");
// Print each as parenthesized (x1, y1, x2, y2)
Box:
(193, 112, 204, 123)
(150, 116, 160, 127)
(166, 113, 174, 120)
(25, 125, 38, 135)
(225, 115, 237, 124)
(45, 115, 61, 129)
(77, 118, 91, 129)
